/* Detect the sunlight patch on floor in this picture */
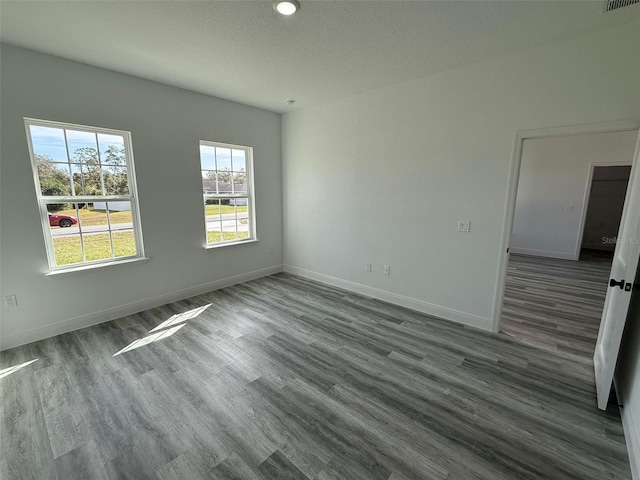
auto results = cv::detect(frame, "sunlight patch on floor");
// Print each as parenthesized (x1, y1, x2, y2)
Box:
(149, 304, 212, 333)
(113, 324, 185, 356)
(0, 359, 38, 380)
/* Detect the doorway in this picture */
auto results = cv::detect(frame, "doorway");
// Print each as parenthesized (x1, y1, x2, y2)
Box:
(579, 165, 631, 260)
(500, 165, 630, 357)
(493, 123, 640, 361)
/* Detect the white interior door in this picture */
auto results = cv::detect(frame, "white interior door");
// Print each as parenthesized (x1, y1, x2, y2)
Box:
(594, 130, 640, 410)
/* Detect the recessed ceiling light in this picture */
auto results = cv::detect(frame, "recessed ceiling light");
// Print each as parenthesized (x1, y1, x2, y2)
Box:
(274, 0, 300, 16)
(286, 99, 296, 105)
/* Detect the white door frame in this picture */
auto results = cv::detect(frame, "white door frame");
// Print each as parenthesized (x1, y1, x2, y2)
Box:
(574, 162, 633, 260)
(491, 120, 640, 333)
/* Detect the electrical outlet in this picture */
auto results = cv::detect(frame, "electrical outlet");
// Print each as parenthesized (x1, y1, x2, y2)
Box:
(383, 265, 391, 275)
(365, 263, 372, 272)
(457, 221, 470, 233)
(4, 295, 18, 308)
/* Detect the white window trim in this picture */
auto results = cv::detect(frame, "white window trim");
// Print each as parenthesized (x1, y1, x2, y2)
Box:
(205, 239, 259, 250)
(24, 118, 145, 272)
(200, 140, 257, 247)
(45, 256, 150, 277)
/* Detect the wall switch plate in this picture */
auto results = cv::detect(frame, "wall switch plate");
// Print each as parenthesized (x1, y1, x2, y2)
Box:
(365, 263, 372, 272)
(457, 221, 470, 232)
(383, 265, 391, 275)
(4, 295, 17, 308)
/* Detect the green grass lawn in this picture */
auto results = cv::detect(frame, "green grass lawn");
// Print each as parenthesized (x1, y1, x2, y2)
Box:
(54, 229, 247, 265)
(205, 205, 248, 216)
(51, 205, 250, 264)
(206, 231, 249, 243)
(57, 207, 132, 226)
(53, 231, 136, 265)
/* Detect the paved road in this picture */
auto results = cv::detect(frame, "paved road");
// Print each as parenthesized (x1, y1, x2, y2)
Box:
(50, 214, 248, 237)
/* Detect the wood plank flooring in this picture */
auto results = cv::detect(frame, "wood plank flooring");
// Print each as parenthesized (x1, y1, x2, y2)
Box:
(0, 271, 631, 479)
(501, 252, 613, 360)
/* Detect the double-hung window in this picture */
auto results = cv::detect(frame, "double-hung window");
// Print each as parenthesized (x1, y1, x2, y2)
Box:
(25, 118, 144, 271)
(200, 141, 255, 246)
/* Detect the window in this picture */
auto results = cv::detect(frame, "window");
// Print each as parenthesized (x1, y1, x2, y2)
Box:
(25, 118, 144, 271)
(199, 141, 255, 246)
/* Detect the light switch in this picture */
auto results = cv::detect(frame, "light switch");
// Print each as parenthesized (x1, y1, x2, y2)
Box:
(4, 295, 17, 308)
(457, 221, 470, 233)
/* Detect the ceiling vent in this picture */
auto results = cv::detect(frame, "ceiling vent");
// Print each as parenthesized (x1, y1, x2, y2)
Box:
(604, 0, 639, 11)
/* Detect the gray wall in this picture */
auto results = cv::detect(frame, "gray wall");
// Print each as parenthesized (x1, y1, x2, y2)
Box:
(0, 44, 283, 348)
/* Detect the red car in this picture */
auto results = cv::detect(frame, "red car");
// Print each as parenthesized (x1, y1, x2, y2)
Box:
(48, 212, 78, 228)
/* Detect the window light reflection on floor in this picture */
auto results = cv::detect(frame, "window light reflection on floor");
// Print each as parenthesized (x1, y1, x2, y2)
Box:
(149, 304, 211, 333)
(112, 303, 211, 357)
(0, 359, 38, 380)
(113, 324, 186, 356)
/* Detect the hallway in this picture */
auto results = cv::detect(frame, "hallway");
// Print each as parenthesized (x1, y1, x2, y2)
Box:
(501, 252, 613, 361)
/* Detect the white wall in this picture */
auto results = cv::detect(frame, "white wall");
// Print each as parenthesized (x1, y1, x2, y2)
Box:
(511, 132, 637, 260)
(0, 45, 283, 349)
(282, 22, 640, 330)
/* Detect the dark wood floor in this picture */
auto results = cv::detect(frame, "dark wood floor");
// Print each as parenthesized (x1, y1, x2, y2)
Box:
(501, 252, 613, 361)
(0, 270, 631, 479)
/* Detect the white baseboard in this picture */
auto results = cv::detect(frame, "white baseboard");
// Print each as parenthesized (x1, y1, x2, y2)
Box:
(509, 247, 576, 260)
(0, 264, 283, 351)
(283, 264, 492, 332)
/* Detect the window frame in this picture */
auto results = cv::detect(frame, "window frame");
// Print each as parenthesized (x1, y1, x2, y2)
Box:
(24, 117, 145, 272)
(199, 140, 256, 247)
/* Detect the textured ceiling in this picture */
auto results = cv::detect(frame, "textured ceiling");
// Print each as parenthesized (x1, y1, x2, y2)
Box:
(1, 1, 638, 113)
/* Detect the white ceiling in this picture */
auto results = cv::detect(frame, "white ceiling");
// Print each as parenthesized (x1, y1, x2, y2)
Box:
(1, 0, 638, 113)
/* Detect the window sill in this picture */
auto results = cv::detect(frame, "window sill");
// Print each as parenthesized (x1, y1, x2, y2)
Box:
(46, 257, 150, 277)
(205, 238, 258, 250)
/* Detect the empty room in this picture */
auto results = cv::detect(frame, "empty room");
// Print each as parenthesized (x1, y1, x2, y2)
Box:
(1, 1, 640, 479)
